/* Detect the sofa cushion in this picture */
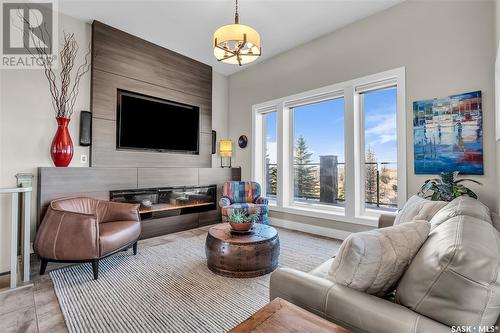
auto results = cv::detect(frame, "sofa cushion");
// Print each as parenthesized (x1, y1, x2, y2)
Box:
(394, 195, 447, 225)
(396, 199, 500, 328)
(328, 220, 430, 297)
(429, 196, 491, 229)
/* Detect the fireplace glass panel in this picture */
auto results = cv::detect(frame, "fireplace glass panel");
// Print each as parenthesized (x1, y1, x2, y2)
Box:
(110, 185, 217, 220)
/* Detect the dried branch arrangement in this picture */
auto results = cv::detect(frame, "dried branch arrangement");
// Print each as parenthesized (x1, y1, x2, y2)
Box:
(21, 14, 91, 118)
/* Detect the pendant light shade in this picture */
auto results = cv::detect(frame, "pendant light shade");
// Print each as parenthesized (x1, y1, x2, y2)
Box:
(213, 0, 261, 66)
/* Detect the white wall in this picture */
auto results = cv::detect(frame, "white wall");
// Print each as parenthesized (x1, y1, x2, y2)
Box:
(228, 0, 498, 222)
(496, 0, 500, 50)
(495, 0, 500, 214)
(212, 72, 229, 168)
(0, 14, 230, 273)
(0, 13, 91, 273)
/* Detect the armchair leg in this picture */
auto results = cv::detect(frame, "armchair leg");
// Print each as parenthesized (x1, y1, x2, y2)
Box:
(91, 260, 99, 280)
(40, 259, 48, 275)
(133, 242, 138, 255)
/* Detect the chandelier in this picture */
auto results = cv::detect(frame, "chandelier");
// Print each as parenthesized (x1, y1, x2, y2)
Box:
(213, 0, 261, 66)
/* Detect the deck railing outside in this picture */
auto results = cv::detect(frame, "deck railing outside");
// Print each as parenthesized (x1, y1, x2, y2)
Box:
(265, 161, 397, 210)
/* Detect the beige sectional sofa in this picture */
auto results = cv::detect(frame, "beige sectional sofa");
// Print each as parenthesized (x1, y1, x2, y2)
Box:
(270, 197, 500, 333)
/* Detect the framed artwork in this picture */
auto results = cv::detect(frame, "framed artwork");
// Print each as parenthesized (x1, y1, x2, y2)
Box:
(413, 91, 483, 175)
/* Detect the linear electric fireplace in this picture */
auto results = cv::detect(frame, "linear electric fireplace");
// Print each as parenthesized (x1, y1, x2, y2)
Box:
(110, 185, 217, 220)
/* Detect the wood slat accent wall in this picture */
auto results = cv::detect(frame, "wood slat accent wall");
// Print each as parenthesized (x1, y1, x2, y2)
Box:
(90, 21, 213, 167)
(48, 22, 234, 239)
(137, 168, 199, 188)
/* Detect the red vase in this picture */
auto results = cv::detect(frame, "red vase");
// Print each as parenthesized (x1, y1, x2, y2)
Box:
(51, 117, 74, 167)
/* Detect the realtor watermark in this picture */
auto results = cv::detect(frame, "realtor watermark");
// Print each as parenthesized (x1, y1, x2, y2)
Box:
(451, 325, 498, 332)
(1, 0, 58, 68)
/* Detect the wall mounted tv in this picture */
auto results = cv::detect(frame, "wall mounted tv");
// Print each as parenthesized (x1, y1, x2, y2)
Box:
(116, 90, 200, 154)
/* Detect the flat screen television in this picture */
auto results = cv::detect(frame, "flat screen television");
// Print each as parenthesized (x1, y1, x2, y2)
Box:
(116, 90, 200, 154)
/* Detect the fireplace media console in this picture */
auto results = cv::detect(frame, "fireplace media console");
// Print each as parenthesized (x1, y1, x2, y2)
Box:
(37, 167, 241, 239)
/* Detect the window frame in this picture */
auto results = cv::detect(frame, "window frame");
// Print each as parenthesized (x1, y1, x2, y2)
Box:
(252, 67, 406, 226)
(252, 105, 278, 206)
(355, 82, 404, 219)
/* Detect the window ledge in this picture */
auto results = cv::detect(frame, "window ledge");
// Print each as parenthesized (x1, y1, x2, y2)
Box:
(269, 205, 379, 227)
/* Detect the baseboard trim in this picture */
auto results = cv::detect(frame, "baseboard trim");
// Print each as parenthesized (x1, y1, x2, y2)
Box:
(269, 217, 351, 241)
(0, 282, 33, 295)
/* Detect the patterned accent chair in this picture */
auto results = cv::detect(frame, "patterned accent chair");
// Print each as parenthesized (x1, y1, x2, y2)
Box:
(219, 181, 269, 224)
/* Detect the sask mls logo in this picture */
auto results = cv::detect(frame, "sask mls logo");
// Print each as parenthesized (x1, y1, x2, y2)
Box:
(1, 0, 58, 68)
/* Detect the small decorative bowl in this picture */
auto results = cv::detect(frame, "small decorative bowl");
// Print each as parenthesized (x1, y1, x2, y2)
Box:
(140, 199, 153, 208)
(229, 221, 254, 233)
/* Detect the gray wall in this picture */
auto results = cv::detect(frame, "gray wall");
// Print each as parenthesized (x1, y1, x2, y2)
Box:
(228, 0, 498, 230)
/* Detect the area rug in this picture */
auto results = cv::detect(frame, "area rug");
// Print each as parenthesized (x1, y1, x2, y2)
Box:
(50, 227, 341, 333)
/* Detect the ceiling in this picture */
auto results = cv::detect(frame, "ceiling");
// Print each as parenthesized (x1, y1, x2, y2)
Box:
(58, 0, 404, 76)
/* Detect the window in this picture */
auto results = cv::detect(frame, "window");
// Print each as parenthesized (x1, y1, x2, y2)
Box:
(253, 68, 405, 225)
(291, 98, 345, 208)
(264, 111, 277, 200)
(361, 87, 398, 212)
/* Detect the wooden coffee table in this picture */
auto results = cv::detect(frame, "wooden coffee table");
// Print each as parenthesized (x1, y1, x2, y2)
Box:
(205, 223, 280, 278)
(230, 298, 349, 333)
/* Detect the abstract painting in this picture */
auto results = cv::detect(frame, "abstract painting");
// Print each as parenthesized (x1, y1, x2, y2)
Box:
(413, 91, 483, 175)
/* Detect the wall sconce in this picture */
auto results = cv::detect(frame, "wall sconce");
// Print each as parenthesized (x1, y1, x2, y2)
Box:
(219, 140, 233, 168)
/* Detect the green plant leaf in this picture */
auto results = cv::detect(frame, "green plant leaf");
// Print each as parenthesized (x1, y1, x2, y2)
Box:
(466, 188, 478, 199)
(229, 208, 259, 224)
(455, 179, 482, 185)
(419, 171, 480, 202)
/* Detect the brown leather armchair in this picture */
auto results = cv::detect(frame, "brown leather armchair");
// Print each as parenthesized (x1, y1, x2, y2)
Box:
(34, 197, 141, 280)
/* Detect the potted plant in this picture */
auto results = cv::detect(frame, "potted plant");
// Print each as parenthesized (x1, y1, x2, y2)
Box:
(228, 209, 260, 232)
(418, 171, 481, 201)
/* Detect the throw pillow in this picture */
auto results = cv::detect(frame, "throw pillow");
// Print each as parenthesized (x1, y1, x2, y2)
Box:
(328, 220, 430, 297)
(429, 196, 491, 229)
(394, 195, 447, 225)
